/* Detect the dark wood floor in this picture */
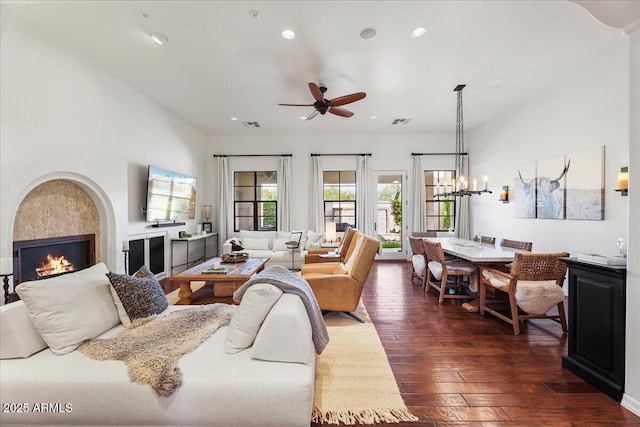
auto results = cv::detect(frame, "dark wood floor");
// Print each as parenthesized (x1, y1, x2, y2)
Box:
(163, 261, 640, 426)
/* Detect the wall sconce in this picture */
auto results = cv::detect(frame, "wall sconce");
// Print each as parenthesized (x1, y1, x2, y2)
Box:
(499, 186, 509, 203)
(325, 221, 337, 243)
(616, 167, 628, 196)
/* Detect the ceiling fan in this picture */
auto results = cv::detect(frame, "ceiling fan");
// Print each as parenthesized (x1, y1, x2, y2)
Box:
(278, 82, 366, 120)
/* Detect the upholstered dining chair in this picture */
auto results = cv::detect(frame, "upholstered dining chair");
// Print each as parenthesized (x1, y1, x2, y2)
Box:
(500, 238, 533, 251)
(301, 233, 380, 322)
(422, 239, 479, 304)
(480, 236, 496, 245)
(408, 237, 427, 286)
(479, 251, 570, 335)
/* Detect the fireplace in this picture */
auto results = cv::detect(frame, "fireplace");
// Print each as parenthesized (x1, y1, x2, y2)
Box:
(13, 234, 96, 285)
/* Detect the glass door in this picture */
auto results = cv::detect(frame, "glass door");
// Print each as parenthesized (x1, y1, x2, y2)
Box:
(374, 171, 406, 260)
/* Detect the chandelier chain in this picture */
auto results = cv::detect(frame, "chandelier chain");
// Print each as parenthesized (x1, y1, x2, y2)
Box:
(455, 90, 466, 181)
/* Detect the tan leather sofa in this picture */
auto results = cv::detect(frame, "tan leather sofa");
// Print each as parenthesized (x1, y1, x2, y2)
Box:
(301, 232, 380, 322)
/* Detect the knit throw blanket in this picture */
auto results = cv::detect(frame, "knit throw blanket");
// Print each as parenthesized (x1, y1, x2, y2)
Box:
(79, 304, 237, 397)
(233, 265, 330, 353)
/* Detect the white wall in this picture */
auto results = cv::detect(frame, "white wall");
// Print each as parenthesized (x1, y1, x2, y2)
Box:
(467, 43, 629, 257)
(0, 10, 207, 280)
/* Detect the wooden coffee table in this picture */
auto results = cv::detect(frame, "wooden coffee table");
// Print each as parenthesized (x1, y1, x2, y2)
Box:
(169, 257, 269, 305)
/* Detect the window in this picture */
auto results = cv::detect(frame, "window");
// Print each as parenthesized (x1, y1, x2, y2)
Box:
(425, 170, 456, 231)
(233, 171, 277, 231)
(323, 171, 356, 232)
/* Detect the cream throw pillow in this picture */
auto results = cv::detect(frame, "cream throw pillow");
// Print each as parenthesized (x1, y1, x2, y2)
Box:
(225, 283, 283, 354)
(0, 300, 48, 359)
(15, 262, 120, 355)
(242, 237, 270, 250)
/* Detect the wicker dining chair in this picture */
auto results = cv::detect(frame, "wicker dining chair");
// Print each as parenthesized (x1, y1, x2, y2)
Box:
(422, 239, 478, 303)
(500, 238, 533, 251)
(479, 251, 569, 335)
(480, 236, 496, 245)
(408, 237, 427, 287)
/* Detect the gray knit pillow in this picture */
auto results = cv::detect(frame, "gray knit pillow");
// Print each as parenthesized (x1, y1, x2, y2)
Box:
(107, 266, 168, 325)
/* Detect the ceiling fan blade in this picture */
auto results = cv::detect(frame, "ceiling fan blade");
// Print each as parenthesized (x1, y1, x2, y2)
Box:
(329, 107, 354, 118)
(308, 83, 325, 102)
(278, 103, 314, 107)
(305, 110, 320, 120)
(329, 92, 366, 107)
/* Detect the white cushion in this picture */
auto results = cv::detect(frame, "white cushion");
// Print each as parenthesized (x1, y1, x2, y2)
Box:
(428, 261, 443, 280)
(15, 262, 120, 355)
(225, 283, 283, 354)
(239, 230, 276, 241)
(412, 254, 426, 275)
(272, 238, 289, 251)
(242, 237, 271, 250)
(252, 294, 313, 364)
(305, 230, 323, 250)
(0, 300, 48, 359)
(485, 273, 564, 315)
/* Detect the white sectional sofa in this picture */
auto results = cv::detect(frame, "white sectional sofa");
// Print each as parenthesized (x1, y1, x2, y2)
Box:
(223, 229, 323, 270)
(0, 263, 316, 426)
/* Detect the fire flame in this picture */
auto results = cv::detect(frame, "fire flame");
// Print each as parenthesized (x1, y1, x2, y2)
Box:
(36, 254, 75, 277)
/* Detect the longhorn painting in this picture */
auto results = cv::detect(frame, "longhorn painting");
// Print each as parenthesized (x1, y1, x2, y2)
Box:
(515, 157, 570, 219)
(565, 146, 604, 220)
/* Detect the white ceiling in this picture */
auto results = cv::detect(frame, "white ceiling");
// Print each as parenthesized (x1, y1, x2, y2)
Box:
(2, 1, 637, 136)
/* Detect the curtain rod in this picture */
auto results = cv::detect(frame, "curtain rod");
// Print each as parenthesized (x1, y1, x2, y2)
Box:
(310, 153, 372, 157)
(213, 154, 292, 158)
(411, 152, 468, 156)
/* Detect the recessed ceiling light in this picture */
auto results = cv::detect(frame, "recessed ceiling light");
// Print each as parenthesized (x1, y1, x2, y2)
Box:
(230, 117, 238, 121)
(150, 32, 168, 45)
(411, 27, 427, 38)
(300, 116, 307, 120)
(281, 29, 295, 40)
(249, 9, 261, 19)
(360, 28, 377, 40)
(370, 115, 377, 119)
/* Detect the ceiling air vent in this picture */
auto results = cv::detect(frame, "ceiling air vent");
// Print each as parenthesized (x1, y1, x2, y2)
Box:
(242, 121, 261, 128)
(392, 118, 410, 125)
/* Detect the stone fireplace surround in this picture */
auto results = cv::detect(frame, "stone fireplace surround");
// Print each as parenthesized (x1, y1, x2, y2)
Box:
(6, 172, 117, 296)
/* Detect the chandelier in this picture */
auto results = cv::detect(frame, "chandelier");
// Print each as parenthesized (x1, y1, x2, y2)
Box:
(435, 84, 492, 198)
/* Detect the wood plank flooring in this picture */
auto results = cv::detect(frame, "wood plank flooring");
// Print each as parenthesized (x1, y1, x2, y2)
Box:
(162, 260, 640, 426)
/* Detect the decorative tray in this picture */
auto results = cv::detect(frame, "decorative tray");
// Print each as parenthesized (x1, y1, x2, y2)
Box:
(221, 252, 249, 263)
(576, 253, 627, 266)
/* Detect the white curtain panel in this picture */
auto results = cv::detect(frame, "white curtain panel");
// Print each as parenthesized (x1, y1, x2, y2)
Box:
(356, 155, 373, 236)
(310, 156, 324, 233)
(456, 195, 471, 240)
(411, 155, 426, 234)
(215, 156, 231, 251)
(277, 156, 292, 231)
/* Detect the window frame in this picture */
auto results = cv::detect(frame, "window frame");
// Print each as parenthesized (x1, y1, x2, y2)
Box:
(322, 170, 357, 232)
(233, 171, 277, 232)
(424, 170, 457, 232)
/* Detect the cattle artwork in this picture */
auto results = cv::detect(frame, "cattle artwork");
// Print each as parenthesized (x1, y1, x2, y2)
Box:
(517, 160, 570, 219)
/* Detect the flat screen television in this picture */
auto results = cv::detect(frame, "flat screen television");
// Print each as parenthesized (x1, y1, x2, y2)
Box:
(145, 165, 196, 223)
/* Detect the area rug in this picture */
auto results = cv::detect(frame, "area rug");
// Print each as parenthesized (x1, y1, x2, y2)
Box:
(313, 305, 418, 425)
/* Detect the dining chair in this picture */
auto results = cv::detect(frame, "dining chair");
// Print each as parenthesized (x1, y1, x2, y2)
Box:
(500, 238, 533, 251)
(422, 239, 478, 303)
(479, 251, 570, 335)
(408, 237, 427, 286)
(480, 236, 496, 245)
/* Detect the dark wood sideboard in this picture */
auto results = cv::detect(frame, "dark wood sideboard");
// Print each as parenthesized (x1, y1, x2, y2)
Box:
(560, 258, 626, 402)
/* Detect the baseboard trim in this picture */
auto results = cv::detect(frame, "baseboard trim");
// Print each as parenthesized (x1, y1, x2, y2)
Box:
(622, 393, 640, 417)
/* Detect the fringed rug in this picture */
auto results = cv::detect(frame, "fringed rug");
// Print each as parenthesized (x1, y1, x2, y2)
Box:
(313, 305, 418, 425)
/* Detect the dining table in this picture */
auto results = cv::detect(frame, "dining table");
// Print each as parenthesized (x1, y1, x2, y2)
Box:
(425, 237, 529, 311)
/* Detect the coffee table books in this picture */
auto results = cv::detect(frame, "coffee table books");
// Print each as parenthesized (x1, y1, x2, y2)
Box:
(202, 266, 229, 274)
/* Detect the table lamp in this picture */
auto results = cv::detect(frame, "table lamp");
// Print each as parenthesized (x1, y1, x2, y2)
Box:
(325, 221, 337, 244)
